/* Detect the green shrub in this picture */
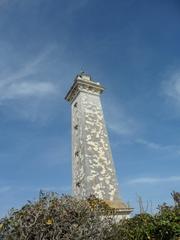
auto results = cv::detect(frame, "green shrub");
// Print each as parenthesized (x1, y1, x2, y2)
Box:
(110, 191, 180, 240)
(0, 192, 111, 240)
(0, 191, 179, 240)
(109, 213, 154, 240)
(153, 192, 180, 240)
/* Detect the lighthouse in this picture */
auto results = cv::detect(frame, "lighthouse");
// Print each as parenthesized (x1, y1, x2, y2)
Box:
(65, 72, 132, 218)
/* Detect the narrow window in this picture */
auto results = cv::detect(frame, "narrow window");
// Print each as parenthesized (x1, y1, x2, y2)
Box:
(75, 151, 79, 157)
(76, 182, 81, 187)
(74, 124, 78, 130)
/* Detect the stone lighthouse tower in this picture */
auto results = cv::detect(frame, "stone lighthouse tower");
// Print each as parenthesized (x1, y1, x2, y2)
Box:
(65, 72, 132, 217)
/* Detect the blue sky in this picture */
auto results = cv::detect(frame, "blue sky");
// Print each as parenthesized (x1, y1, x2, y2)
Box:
(0, 0, 180, 216)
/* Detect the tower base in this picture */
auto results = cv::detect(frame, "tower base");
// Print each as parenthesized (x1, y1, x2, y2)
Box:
(103, 200, 133, 222)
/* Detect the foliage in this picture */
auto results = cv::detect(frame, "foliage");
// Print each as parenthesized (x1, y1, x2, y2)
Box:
(153, 191, 180, 240)
(87, 195, 112, 212)
(0, 192, 111, 240)
(110, 191, 180, 240)
(0, 191, 179, 240)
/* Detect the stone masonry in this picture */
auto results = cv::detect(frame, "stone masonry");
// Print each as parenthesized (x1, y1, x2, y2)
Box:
(65, 73, 132, 216)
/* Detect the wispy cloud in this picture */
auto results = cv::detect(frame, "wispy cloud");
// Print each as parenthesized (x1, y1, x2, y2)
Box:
(136, 138, 162, 150)
(128, 176, 180, 184)
(162, 69, 180, 105)
(135, 138, 180, 155)
(104, 97, 137, 136)
(0, 186, 11, 193)
(0, 46, 62, 122)
(0, 81, 57, 100)
(0, 46, 55, 88)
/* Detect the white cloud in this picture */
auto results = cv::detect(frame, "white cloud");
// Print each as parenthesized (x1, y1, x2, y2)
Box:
(108, 116, 135, 136)
(0, 186, 11, 193)
(103, 98, 137, 136)
(135, 138, 180, 155)
(0, 81, 57, 100)
(0, 46, 57, 101)
(0, 46, 63, 122)
(128, 176, 180, 184)
(162, 69, 180, 104)
(0, 46, 55, 88)
(136, 138, 162, 150)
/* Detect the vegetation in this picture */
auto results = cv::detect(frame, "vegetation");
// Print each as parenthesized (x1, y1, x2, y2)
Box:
(0, 191, 179, 240)
(110, 191, 180, 240)
(0, 192, 111, 240)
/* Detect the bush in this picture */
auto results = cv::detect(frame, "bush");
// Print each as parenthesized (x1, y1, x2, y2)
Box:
(109, 213, 154, 240)
(0, 191, 179, 240)
(153, 191, 180, 240)
(0, 192, 111, 240)
(111, 191, 180, 240)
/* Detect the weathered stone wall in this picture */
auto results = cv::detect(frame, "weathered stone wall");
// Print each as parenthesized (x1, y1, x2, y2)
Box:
(72, 90, 119, 201)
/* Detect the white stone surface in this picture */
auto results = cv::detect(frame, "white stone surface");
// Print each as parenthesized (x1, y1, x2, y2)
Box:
(66, 74, 120, 201)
